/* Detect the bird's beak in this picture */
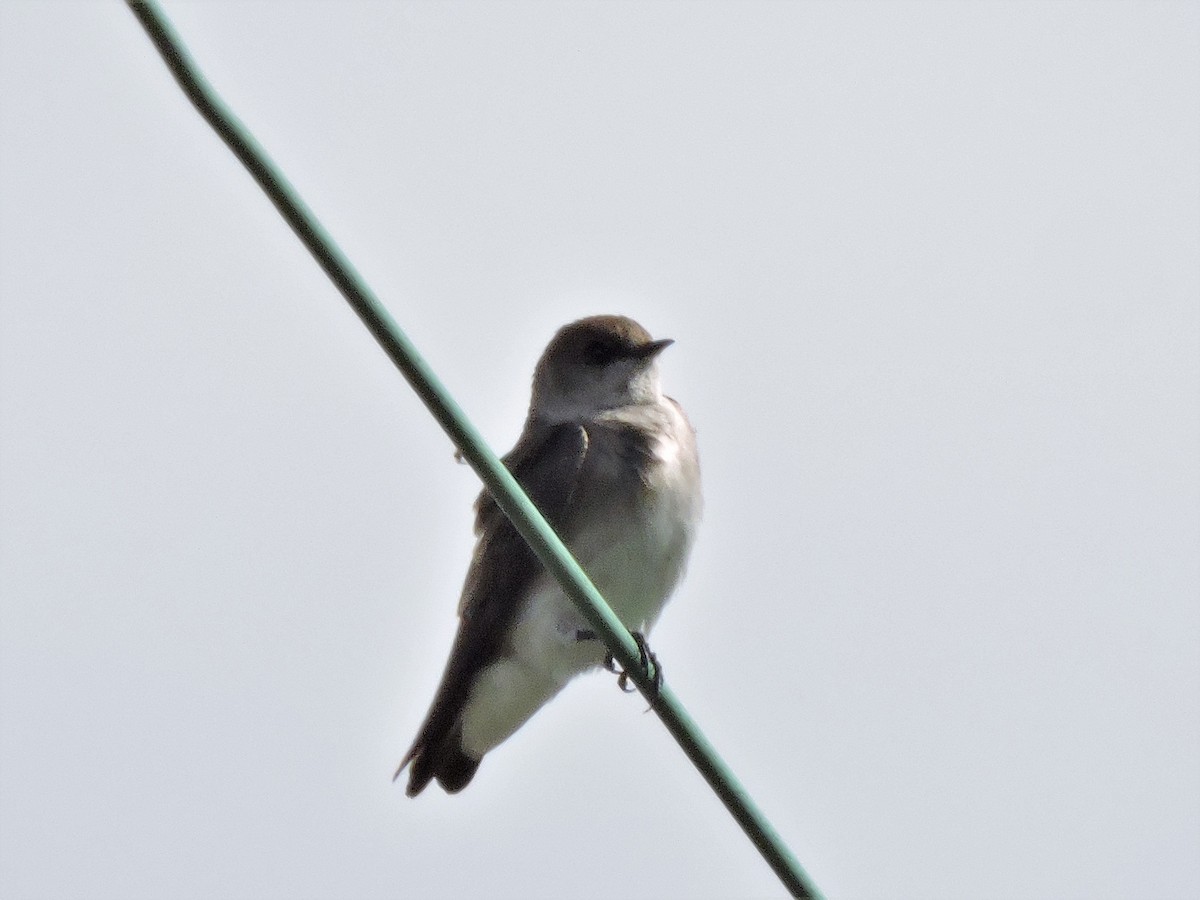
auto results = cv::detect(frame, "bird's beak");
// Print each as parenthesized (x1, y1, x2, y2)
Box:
(633, 338, 674, 360)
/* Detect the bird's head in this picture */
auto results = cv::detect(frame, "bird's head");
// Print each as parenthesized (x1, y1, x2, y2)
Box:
(529, 315, 673, 423)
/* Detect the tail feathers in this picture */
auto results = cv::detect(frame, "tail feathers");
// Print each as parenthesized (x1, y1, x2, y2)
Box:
(395, 729, 481, 797)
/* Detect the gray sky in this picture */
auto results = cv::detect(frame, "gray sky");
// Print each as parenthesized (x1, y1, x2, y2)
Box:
(2, 2, 1198, 898)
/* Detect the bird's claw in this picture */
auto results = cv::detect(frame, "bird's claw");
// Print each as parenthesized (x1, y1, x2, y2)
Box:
(604, 632, 662, 696)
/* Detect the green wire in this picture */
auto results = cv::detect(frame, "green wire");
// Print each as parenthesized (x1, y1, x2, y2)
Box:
(125, 3, 822, 897)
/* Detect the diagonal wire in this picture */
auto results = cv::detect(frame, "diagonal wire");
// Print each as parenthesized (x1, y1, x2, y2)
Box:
(124, 3, 822, 897)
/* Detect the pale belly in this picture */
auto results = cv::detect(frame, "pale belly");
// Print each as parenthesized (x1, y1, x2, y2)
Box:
(459, 440, 699, 758)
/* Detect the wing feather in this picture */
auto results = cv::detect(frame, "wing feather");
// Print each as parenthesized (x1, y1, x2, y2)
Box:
(398, 423, 589, 795)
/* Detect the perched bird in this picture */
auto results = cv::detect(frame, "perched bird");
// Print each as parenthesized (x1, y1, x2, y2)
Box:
(395, 314, 702, 796)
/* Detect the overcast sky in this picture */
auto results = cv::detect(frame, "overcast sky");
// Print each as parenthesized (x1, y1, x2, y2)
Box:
(1, 2, 1198, 898)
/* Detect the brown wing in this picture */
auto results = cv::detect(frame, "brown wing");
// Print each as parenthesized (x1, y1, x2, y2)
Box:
(397, 422, 589, 796)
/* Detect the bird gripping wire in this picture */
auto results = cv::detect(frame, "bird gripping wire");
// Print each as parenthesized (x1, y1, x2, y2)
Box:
(125, 3, 823, 897)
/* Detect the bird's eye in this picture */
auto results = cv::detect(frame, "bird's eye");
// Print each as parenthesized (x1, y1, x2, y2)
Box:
(583, 340, 616, 366)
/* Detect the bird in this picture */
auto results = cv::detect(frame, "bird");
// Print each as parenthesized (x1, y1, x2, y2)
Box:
(395, 314, 702, 796)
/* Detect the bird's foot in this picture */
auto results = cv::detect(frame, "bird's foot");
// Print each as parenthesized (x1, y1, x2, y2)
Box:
(603, 632, 662, 696)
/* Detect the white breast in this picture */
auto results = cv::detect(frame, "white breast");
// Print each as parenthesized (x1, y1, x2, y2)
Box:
(459, 399, 701, 758)
(572, 410, 701, 632)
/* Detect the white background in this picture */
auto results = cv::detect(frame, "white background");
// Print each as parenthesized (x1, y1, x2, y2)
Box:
(2, 3, 1197, 898)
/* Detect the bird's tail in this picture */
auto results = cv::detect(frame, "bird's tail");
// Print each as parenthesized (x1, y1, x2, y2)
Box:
(394, 727, 481, 797)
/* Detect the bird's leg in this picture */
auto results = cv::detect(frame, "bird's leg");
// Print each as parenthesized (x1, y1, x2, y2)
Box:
(576, 629, 662, 696)
(603, 632, 663, 695)
(603, 650, 634, 691)
(574, 628, 624, 681)
(630, 631, 663, 695)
